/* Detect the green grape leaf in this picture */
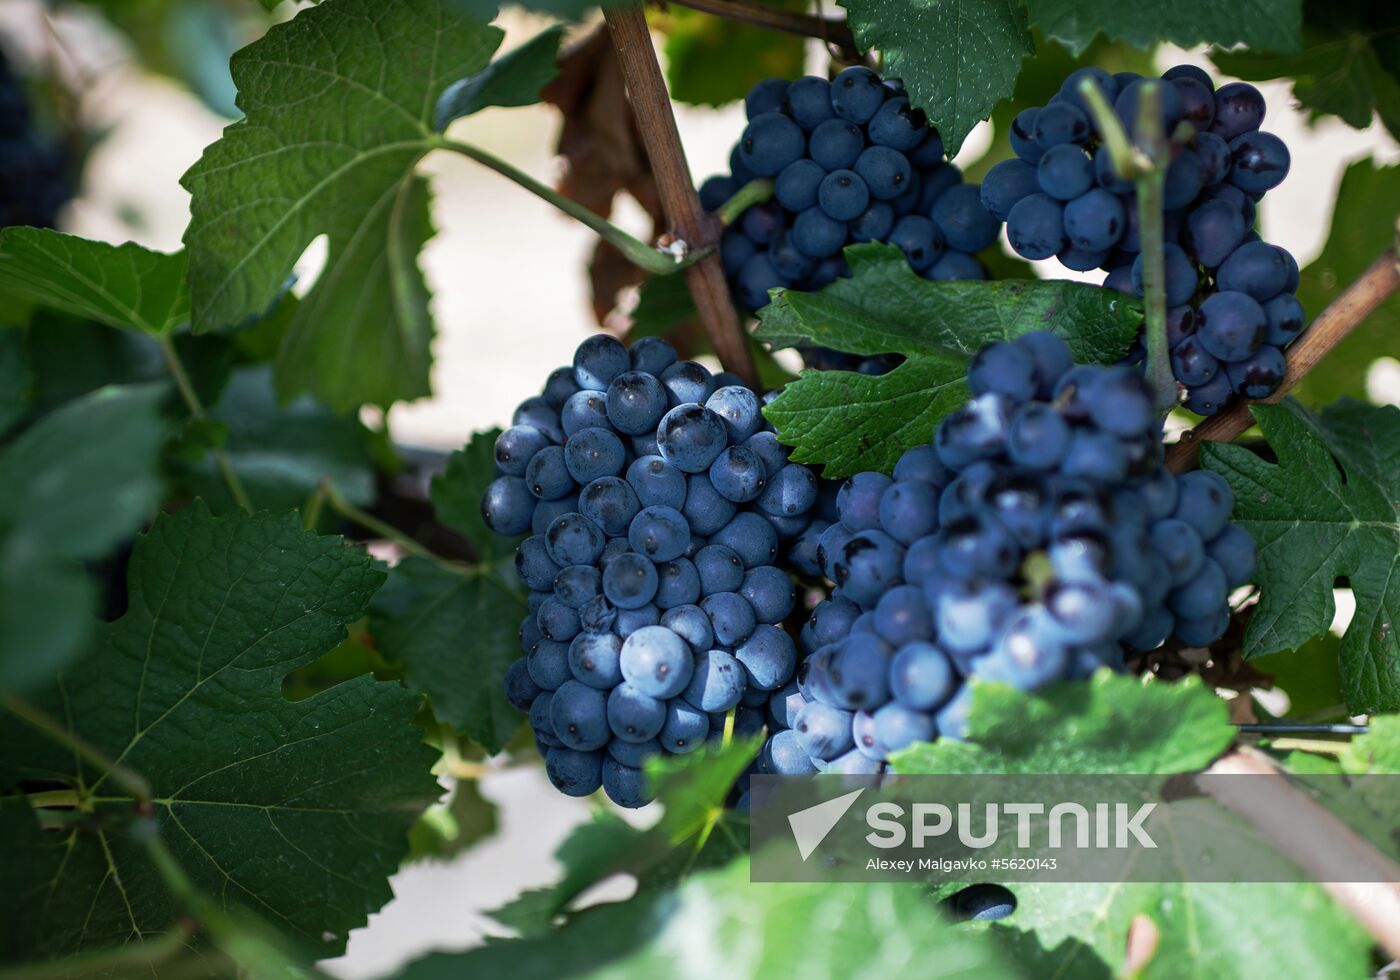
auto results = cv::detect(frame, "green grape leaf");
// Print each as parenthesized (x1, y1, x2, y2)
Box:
(1212, 2, 1400, 142)
(662, 3, 807, 107)
(446, 0, 618, 22)
(172, 365, 376, 514)
(1023, 0, 1302, 57)
(1342, 714, 1400, 773)
(436, 25, 564, 130)
(181, 0, 503, 409)
(996, 877, 1368, 980)
(0, 327, 31, 436)
(1254, 632, 1345, 717)
(488, 737, 761, 936)
(839, 0, 1032, 157)
(0, 383, 169, 692)
(0, 505, 440, 961)
(1290, 158, 1400, 405)
(408, 859, 1021, 978)
(0, 229, 189, 337)
(1201, 398, 1400, 714)
(369, 557, 527, 753)
(891, 672, 1234, 775)
(756, 244, 1141, 476)
(431, 429, 516, 563)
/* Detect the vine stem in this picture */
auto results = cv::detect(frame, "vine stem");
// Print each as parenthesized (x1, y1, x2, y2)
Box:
(1079, 78, 1177, 415)
(1166, 244, 1400, 473)
(435, 138, 701, 277)
(159, 336, 253, 514)
(319, 479, 467, 575)
(1199, 747, 1400, 960)
(717, 178, 774, 227)
(604, 2, 759, 388)
(655, 0, 861, 59)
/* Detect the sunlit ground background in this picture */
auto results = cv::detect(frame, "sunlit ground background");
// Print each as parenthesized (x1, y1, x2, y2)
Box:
(2, 2, 1398, 974)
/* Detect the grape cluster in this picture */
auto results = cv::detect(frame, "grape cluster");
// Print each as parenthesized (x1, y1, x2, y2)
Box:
(0, 48, 71, 230)
(701, 68, 1002, 315)
(758, 331, 1255, 775)
(983, 66, 1301, 415)
(483, 335, 823, 807)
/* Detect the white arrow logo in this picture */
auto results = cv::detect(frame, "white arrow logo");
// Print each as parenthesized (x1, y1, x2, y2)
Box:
(788, 788, 865, 861)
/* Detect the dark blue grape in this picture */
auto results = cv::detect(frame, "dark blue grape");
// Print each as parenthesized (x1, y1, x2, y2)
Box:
(579, 476, 641, 537)
(561, 389, 611, 436)
(1033, 102, 1089, 148)
(980, 158, 1038, 221)
(657, 403, 729, 474)
(712, 511, 779, 568)
(790, 205, 847, 258)
(1262, 293, 1304, 345)
(482, 476, 535, 535)
(602, 551, 658, 609)
(932, 183, 999, 252)
(573, 334, 629, 391)
(947, 884, 1017, 922)
(513, 396, 565, 443)
(1182, 368, 1233, 415)
(817, 168, 870, 221)
(1131, 242, 1198, 306)
(784, 75, 834, 130)
(867, 97, 926, 151)
(1163, 150, 1204, 209)
(1063, 188, 1126, 251)
(605, 371, 668, 436)
(745, 77, 789, 119)
(853, 145, 912, 201)
(1210, 82, 1266, 141)
(701, 591, 757, 646)
(736, 624, 797, 690)
(1037, 144, 1094, 201)
(619, 626, 693, 699)
(1171, 75, 1216, 131)
(739, 111, 806, 176)
(682, 473, 738, 536)
(1225, 345, 1286, 398)
(1217, 241, 1289, 300)
(830, 65, 885, 124)
(1006, 193, 1065, 260)
(1185, 198, 1247, 268)
(699, 174, 738, 211)
(775, 158, 824, 213)
(809, 118, 865, 171)
(1171, 335, 1220, 387)
(545, 746, 603, 796)
(549, 680, 610, 750)
(1197, 291, 1265, 361)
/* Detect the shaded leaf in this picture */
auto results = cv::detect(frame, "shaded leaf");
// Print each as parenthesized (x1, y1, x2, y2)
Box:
(1025, 0, 1302, 57)
(0, 505, 440, 960)
(182, 0, 502, 408)
(757, 244, 1141, 475)
(435, 25, 565, 131)
(370, 558, 526, 753)
(1201, 398, 1400, 713)
(0, 229, 189, 337)
(661, 3, 807, 107)
(431, 429, 515, 563)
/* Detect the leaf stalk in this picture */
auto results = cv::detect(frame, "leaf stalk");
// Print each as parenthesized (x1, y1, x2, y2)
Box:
(158, 336, 254, 514)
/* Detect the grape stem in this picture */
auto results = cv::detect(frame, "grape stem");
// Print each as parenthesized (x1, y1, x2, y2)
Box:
(1077, 78, 1179, 417)
(1166, 241, 1400, 473)
(434, 137, 707, 277)
(1200, 747, 1400, 960)
(717, 178, 775, 227)
(604, 2, 760, 388)
(654, 0, 862, 60)
(160, 336, 254, 515)
(319, 478, 469, 575)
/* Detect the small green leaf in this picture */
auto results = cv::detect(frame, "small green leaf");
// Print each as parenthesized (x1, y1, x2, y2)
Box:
(436, 25, 564, 131)
(1290, 158, 1400, 405)
(891, 672, 1234, 775)
(431, 429, 516, 563)
(757, 244, 1141, 475)
(0, 229, 189, 336)
(839, 0, 1032, 156)
(1024, 0, 1302, 57)
(412, 859, 1021, 978)
(663, 3, 807, 107)
(1201, 398, 1400, 714)
(406, 778, 499, 862)
(0, 505, 440, 960)
(370, 558, 526, 753)
(182, 0, 503, 408)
